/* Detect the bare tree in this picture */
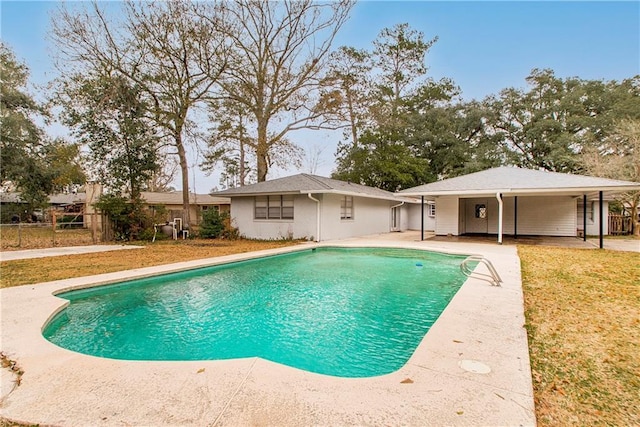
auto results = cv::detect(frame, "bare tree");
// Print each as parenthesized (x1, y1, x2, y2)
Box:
(582, 119, 640, 235)
(146, 156, 178, 192)
(51, 1, 228, 226)
(305, 143, 326, 175)
(209, 0, 354, 182)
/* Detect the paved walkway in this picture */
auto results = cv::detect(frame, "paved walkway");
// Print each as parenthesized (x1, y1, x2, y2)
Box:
(0, 245, 144, 261)
(586, 238, 640, 252)
(1, 234, 636, 262)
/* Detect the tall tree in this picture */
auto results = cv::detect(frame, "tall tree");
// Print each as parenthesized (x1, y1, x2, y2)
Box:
(0, 43, 84, 208)
(52, 0, 228, 226)
(321, 46, 372, 146)
(333, 126, 431, 191)
(488, 69, 640, 172)
(59, 73, 160, 200)
(202, 98, 255, 188)
(371, 23, 438, 121)
(333, 79, 501, 187)
(212, 0, 354, 182)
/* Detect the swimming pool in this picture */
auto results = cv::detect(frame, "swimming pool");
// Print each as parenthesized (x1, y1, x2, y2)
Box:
(44, 247, 471, 378)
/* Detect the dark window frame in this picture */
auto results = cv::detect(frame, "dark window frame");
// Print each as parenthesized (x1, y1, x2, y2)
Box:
(254, 195, 294, 220)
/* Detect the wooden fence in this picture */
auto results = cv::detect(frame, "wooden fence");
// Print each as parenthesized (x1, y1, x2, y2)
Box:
(608, 213, 633, 235)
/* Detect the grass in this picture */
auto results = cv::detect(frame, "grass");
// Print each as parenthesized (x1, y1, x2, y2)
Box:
(0, 239, 301, 288)
(519, 245, 639, 426)
(0, 240, 638, 425)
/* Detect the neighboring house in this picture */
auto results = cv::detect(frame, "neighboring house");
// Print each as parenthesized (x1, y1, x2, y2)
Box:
(140, 191, 230, 225)
(0, 191, 88, 223)
(399, 166, 640, 245)
(212, 174, 431, 241)
(0, 185, 230, 229)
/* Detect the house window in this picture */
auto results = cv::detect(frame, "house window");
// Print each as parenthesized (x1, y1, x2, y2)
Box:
(255, 195, 294, 220)
(340, 196, 354, 220)
(427, 203, 436, 217)
(475, 204, 487, 219)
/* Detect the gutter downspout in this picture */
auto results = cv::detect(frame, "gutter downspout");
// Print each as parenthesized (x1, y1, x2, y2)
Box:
(308, 193, 320, 242)
(390, 201, 405, 231)
(496, 192, 503, 245)
(421, 196, 425, 241)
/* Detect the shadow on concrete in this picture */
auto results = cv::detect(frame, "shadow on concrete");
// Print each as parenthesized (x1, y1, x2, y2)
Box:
(424, 233, 639, 251)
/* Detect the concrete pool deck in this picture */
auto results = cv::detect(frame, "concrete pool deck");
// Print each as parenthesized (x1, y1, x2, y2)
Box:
(0, 235, 536, 426)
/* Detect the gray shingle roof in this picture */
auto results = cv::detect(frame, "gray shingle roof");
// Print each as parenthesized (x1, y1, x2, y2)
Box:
(0, 192, 86, 205)
(399, 167, 640, 196)
(140, 192, 229, 205)
(0, 191, 230, 206)
(212, 174, 412, 202)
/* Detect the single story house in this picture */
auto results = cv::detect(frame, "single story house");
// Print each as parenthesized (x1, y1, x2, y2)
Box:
(0, 185, 230, 229)
(399, 166, 640, 247)
(0, 191, 88, 223)
(140, 191, 230, 225)
(212, 174, 434, 241)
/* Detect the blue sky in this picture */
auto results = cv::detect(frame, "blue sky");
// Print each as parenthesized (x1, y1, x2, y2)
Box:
(338, 1, 639, 100)
(2, 1, 639, 100)
(1, 1, 639, 188)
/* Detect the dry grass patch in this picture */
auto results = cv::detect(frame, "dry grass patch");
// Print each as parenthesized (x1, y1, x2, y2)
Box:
(0, 239, 301, 288)
(1, 225, 95, 250)
(519, 245, 639, 426)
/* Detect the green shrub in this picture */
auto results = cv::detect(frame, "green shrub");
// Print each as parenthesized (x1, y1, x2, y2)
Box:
(137, 227, 156, 241)
(199, 209, 227, 239)
(96, 194, 149, 241)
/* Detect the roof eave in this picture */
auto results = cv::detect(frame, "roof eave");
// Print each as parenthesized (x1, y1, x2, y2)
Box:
(309, 189, 413, 202)
(400, 185, 640, 198)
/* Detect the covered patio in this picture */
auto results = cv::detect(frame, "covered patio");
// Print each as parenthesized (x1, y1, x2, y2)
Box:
(399, 167, 640, 248)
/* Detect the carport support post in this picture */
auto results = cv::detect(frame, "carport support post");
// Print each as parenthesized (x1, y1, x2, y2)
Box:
(420, 196, 424, 241)
(599, 191, 604, 249)
(583, 194, 587, 242)
(514, 196, 518, 239)
(496, 192, 503, 245)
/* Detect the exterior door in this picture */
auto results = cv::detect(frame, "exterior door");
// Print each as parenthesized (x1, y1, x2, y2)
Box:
(465, 198, 489, 233)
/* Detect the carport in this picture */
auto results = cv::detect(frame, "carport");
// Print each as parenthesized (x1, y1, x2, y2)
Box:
(399, 167, 640, 248)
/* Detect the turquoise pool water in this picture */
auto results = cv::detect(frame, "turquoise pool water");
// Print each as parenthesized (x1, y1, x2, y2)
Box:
(44, 247, 470, 378)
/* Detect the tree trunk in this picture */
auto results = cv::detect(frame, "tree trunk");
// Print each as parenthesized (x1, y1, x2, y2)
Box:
(175, 132, 192, 228)
(239, 138, 246, 186)
(347, 89, 358, 147)
(256, 119, 269, 182)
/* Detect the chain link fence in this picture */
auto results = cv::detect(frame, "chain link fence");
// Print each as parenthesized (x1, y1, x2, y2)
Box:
(1, 214, 104, 250)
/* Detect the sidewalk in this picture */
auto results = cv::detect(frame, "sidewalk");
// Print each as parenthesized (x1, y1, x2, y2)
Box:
(586, 238, 640, 252)
(0, 245, 143, 262)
